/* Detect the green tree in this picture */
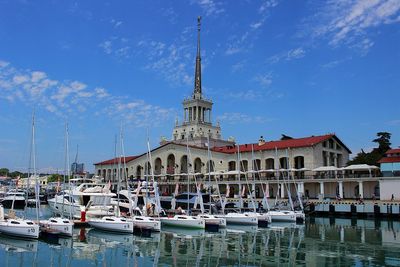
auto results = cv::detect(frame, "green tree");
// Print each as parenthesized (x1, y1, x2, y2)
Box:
(47, 174, 63, 183)
(0, 168, 9, 176)
(347, 132, 392, 166)
(373, 132, 391, 154)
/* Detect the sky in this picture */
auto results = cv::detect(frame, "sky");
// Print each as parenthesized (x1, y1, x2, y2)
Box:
(0, 0, 399, 173)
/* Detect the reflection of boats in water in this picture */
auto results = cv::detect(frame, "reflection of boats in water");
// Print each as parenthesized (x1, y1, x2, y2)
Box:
(0, 234, 38, 252)
(162, 226, 205, 238)
(226, 224, 258, 234)
(87, 228, 134, 247)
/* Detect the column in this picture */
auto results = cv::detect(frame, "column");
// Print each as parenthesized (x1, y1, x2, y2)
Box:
(189, 107, 192, 122)
(320, 182, 324, 199)
(280, 183, 285, 198)
(199, 107, 202, 122)
(297, 182, 304, 195)
(251, 183, 256, 198)
(338, 181, 343, 199)
(193, 107, 196, 120)
(209, 108, 211, 123)
(184, 108, 187, 122)
(359, 181, 364, 199)
(333, 154, 338, 167)
(326, 154, 330, 166)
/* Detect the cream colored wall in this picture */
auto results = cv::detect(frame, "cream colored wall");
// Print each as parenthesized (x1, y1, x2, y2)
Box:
(379, 179, 400, 200)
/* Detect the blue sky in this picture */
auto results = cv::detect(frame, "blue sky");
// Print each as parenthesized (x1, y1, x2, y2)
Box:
(0, 0, 399, 173)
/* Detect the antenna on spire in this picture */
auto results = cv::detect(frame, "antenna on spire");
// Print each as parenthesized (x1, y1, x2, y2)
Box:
(194, 16, 202, 98)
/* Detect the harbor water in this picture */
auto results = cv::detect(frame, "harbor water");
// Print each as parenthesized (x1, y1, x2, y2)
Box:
(0, 206, 399, 266)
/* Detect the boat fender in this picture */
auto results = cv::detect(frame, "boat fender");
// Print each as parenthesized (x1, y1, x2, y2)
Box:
(80, 206, 86, 222)
(0, 205, 3, 220)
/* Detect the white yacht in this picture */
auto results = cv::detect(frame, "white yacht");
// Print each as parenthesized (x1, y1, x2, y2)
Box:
(268, 210, 297, 222)
(244, 211, 271, 226)
(159, 215, 205, 229)
(0, 207, 39, 239)
(1, 189, 26, 209)
(88, 216, 134, 233)
(220, 212, 258, 226)
(197, 214, 226, 228)
(39, 217, 74, 236)
(47, 183, 116, 219)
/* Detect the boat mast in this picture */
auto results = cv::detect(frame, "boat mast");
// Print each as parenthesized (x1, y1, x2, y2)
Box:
(146, 137, 162, 216)
(236, 145, 242, 212)
(285, 149, 294, 211)
(32, 110, 39, 222)
(120, 124, 133, 217)
(239, 146, 256, 212)
(66, 123, 73, 220)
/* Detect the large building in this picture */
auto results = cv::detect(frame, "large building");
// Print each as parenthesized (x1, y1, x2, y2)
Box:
(94, 18, 354, 199)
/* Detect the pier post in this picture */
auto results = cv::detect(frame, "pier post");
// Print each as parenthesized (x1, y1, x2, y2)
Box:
(338, 181, 343, 199)
(319, 182, 325, 199)
(358, 181, 364, 199)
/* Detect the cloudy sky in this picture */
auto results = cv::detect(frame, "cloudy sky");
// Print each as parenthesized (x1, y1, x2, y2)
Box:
(0, 0, 399, 172)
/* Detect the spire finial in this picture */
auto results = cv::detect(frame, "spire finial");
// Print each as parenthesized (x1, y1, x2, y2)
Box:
(194, 16, 202, 98)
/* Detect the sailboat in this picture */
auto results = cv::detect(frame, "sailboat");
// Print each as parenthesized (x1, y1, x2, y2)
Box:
(268, 147, 296, 222)
(88, 136, 134, 234)
(0, 112, 39, 239)
(40, 123, 74, 236)
(196, 136, 226, 228)
(224, 145, 258, 226)
(286, 148, 305, 223)
(121, 129, 161, 232)
(242, 144, 271, 227)
(158, 136, 205, 229)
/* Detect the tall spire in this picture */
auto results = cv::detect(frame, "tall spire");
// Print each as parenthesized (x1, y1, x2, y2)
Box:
(194, 16, 202, 98)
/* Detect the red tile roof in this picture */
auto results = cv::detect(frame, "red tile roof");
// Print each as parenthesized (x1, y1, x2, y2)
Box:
(94, 156, 138, 166)
(385, 148, 400, 155)
(378, 156, 400, 164)
(212, 134, 349, 153)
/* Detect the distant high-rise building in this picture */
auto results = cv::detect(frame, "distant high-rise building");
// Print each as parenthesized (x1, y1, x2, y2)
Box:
(71, 162, 84, 174)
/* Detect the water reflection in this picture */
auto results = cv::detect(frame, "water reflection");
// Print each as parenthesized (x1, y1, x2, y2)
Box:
(0, 217, 399, 266)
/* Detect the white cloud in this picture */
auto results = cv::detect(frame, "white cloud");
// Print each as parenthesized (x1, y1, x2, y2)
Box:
(225, 1, 279, 56)
(309, 0, 400, 53)
(99, 40, 112, 54)
(13, 75, 29, 84)
(0, 60, 174, 127)
(259, 0, 279, 14)
(254, 73, 273, 87)
(0, 60, 9, 68)
(137, 37, 194, 86)
(110, 19, 123, 28)
(217, 112, 270, 125)
(286, 47, 305, 60)
(31, 71, 46, 83)
(193, 0, 225, 16)
(268, 47, 306, 63)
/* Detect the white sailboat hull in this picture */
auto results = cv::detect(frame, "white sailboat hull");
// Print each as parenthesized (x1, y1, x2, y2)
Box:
(88, 216, 134, 233)
(0, 219, 39, 239)
(223, 213, 258, 225)
(244, 212, 271, 224)
(295, 211, 305, 222)
(269, 210, 297, 222)
(130, 216, 161, 232)
(197, 214, 226, 228)
(39, 218, 74, 236)
(159, 215, 205, 229)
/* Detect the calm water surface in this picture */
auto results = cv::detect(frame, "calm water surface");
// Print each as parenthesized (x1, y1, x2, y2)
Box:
(0, 206, 399, 266)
